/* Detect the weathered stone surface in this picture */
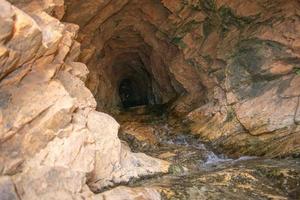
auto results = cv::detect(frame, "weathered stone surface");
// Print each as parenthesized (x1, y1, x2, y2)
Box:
(234, 87, 298, 136)
(121, 122, 159, 146)
(87, 111, 169, 191)
(177, 1, 300, 157)
(0, 1, 170, 199)
(0, 176, 20, 200)
(15, 166, 88, 200)
(95, 186, 161, 200)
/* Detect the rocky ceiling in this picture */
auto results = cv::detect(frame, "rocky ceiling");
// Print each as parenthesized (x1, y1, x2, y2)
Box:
(63, 0, 205, 113)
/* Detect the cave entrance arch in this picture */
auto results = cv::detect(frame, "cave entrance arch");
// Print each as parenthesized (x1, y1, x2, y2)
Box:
(119, 78, 149, 108)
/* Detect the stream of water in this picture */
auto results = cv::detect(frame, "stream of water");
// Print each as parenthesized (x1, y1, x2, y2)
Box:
(116, 107, 300, 200)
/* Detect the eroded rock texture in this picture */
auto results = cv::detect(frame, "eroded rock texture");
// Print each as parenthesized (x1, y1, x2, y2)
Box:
(0, 0, 169, 199)
(62, 0, 300, 157)
(0, 0, 300, 199)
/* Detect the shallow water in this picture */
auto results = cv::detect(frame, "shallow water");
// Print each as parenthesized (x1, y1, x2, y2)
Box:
(117, 108, 300, 200)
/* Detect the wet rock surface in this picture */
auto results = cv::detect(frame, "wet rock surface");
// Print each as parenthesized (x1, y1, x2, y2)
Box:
(118, 107, 300, 200)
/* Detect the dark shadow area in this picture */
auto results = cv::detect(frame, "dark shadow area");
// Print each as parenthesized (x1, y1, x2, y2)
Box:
(119, 78, 149, 108)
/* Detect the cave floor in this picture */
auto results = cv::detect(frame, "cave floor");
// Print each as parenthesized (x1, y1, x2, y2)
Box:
(114, 106, 300, 200)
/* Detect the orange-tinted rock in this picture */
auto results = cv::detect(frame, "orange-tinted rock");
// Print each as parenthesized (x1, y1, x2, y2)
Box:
(282, 76, 300, 97)
(1, 1, 300, 199)
(0, 1, 170, 199)
(269, 61, 294, 75)
(121, 122, 159, 145)
(234, 88, 298, 136)
(161, 0, 182, 13)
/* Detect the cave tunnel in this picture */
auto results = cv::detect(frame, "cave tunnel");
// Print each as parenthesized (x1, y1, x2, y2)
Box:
(119, 77, 149, 108)
(82, 27, 187, 113)
(110, 55, 159, 110)
(63, 0, 200, 113)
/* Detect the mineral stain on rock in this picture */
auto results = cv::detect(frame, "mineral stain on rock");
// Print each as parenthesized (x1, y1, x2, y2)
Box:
(0, 91, 11, 108)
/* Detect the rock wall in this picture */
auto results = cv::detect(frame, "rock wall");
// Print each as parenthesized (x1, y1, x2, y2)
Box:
(63, 0, 300, 157)
(174, 0, 300, 157)
(0, 0, 169, 199)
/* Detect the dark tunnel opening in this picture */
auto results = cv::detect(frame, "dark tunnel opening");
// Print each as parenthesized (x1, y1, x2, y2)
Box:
(78, 23, 186, 113)
(119, 78, 149, 108)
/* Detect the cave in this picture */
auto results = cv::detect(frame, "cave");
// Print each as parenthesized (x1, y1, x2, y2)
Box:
(1, 0, 300, 199)
(79, 21, 188, 113)
(119, 77, 148, 108)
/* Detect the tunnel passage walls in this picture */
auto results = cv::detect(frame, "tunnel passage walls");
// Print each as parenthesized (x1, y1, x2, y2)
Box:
(63, 0, 300, 157)
(63, 0, 203, 114)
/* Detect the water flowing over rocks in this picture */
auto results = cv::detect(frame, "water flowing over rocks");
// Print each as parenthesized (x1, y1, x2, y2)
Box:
(0, 0, 300, 199)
